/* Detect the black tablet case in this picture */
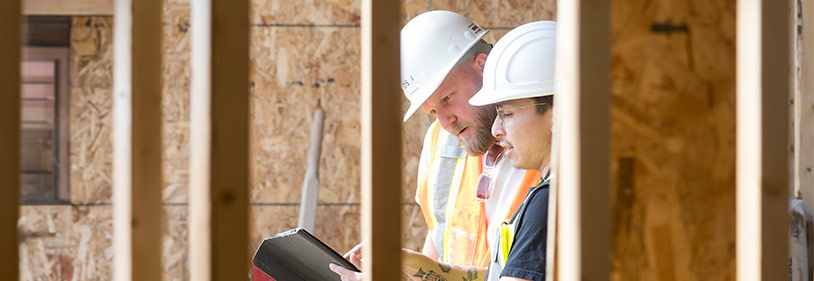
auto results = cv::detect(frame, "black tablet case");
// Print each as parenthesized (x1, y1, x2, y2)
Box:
(252, 228, 360, 281)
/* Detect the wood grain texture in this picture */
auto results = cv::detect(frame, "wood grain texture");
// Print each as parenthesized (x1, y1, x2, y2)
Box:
(361, 0, 402, 279)
(0, 0, 21, 278)
(112, 0, 164, 279)
(735, 0, 791, 279)
(70, 17, 114, 204)
(610, 1, 737, 280)
(23, 0, 113, 15)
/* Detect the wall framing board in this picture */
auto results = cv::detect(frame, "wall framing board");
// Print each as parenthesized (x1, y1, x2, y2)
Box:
(554, 0, 611, 279)
(360, 0, 402, 280)
(736, 0, 792, 280)
(798, 0, 814, 214)
(189, 0, 250, 280)
(23, 0, 112, 15)
(0, 0, 21, 279)
(112, 0, 163, 280)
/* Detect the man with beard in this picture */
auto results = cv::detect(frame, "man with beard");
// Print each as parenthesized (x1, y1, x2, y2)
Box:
(330, 11, 541, 279)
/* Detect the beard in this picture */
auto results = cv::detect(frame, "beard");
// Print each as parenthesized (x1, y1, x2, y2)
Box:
(452, 105, 497, 156)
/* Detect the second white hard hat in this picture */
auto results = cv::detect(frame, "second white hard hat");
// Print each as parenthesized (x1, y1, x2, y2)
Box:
(469, 21, 557, 106)
(400, 11, 489, 122)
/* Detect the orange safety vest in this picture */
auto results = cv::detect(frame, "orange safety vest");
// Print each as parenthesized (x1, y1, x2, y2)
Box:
(416, 120, 541, 267)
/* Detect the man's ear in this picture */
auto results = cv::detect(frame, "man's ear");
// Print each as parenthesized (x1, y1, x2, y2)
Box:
(473, 53, 488, 73)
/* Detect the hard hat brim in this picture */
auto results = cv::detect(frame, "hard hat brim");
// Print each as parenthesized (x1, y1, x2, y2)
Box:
(469, 88, 554, 106)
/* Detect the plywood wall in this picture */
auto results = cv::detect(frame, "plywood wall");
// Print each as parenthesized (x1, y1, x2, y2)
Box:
(69, 16, 113, 204)
(610, 0, 737, 280)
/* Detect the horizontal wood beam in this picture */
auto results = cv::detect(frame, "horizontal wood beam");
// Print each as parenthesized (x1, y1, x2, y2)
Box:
(23, 0, 112, 15)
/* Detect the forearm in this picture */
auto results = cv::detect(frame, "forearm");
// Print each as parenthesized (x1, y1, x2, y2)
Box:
(401, 249, 485, 281)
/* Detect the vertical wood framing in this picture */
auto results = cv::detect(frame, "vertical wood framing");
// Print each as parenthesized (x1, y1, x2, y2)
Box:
(189, 0, 249, 280)
(800, 0, 814, 213)
(0, 0, 21, 279)
(736, 0, 792, 279)
(360, 0, 402, 280)
(554, 0, 611, 280)
(112, 0, 163, 280)
(55, 48, 70, 201)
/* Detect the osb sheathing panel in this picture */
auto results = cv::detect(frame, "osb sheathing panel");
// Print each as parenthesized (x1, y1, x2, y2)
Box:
(249, 26, 362, 204)
(157, 2, 193, 281)
(400, 0, 554, 45)
(248, 24, 428, 253)
(163, 206, 189, 281)
(250, 0, 556, 27)
(19, 205, 113, 281)
(420, 0, 556, 27)
(610, 1, 736, 281)
(162, 0, 191, 203)
(19, 205, 188, 281)
(250, 205, 358, 254)
(251, 0, 360, 25)
(70, 6, 191, 205)
(70, 17, 114, 204)
(249, 25, 427, 205)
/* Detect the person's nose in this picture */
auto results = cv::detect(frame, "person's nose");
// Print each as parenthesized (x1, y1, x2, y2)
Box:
(491, 117, 505, 140)
(437, 111, 457, 131)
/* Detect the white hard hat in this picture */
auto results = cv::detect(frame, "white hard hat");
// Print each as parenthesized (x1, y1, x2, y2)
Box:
(400, 10, 489, 122)
(469, 21, 557, 106)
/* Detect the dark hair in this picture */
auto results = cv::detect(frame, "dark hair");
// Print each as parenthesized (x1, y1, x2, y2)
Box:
(532, 95, 553, 115)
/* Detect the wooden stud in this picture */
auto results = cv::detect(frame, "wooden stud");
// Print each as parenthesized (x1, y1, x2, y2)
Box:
(0, 0, 21, 279)
(360, 0, 402, 280)
(55, 48, 70, 202)
(554, 0, 610, 280)
(22, 0, 113, 16)
(189, 0, 249, 280)
(800, 0, 814, 214)
(112, 0, 163, 279)
(736, 0, 792, 279)
(554, 0, 611, 280)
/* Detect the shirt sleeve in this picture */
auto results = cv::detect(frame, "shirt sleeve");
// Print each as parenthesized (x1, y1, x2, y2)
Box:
(500, 187, 549, 281)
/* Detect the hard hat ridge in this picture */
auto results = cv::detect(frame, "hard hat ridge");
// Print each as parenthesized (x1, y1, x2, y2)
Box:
(469, 21, 558, 106)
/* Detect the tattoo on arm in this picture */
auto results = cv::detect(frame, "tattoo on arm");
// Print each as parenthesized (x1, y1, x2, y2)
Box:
(413, 268, 426, 278)
(412, 268, 448, 281)
(466, 269, 477, 281)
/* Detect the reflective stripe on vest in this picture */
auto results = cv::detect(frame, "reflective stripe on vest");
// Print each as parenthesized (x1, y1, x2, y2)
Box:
(417, 120, 540, 267)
